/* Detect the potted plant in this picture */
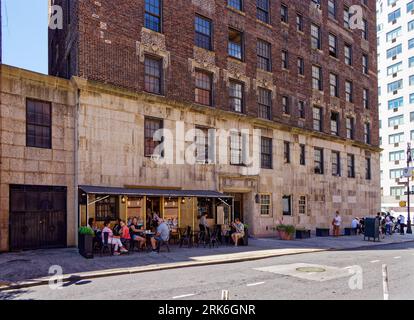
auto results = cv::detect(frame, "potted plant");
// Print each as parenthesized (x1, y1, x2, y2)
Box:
(78, 226, 95, 259)
(276, 224, 296, 240)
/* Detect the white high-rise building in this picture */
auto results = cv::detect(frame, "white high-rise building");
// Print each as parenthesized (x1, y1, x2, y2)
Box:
(377, 0, 414, 214)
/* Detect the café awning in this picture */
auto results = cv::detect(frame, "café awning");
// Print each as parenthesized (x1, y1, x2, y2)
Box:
(79, 185, 233, 198)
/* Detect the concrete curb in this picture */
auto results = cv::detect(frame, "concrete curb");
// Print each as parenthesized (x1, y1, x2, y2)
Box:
(1, 238, 413, 292)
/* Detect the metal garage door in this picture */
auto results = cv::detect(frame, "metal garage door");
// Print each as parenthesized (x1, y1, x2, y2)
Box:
(9, 185, 67, 251)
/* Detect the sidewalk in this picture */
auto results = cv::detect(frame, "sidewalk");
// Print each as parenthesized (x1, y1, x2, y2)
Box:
(1, 234, 413, 290)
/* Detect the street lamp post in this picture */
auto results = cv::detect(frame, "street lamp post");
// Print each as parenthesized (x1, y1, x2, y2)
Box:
(407, 143, 412, 234)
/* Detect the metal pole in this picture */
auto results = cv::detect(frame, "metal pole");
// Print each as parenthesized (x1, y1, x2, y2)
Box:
(382, 264, 389, 301)
(407, 143, 412, 234)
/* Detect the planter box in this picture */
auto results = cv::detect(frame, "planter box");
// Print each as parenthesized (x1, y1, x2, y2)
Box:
(344, 228, 357, 236)
(78, 234, 94, 259)
(316, 228, 330, 237)
(296, 229, 311, 239)
(278, 230, 294, 240)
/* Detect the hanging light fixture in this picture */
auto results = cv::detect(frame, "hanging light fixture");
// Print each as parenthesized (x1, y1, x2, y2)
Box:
(121, 195, 126, 204)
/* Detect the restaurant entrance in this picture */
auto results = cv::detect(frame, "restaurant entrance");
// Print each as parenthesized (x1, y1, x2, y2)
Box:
(231, 193, 244, 221)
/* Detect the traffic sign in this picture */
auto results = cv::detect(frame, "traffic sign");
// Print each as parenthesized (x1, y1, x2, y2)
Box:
(404, 191, 414, 196)
(403, 167, 414, 178)
(400, 201, 407, 208)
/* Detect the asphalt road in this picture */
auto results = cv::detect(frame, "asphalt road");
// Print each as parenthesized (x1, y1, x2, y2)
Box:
(2, 242, 414, 300)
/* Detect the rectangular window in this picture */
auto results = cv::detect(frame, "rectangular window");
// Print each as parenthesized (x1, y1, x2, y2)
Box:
(144, 117, 163, 157)
(411, 112, 414, 122)
(330, 73, 338, 97)
(364, 122, 371, 144)
(300, 144, 306, 165)
(282, 195, 292, 216)
(311, 24, 321, 50)
(313, 106, 322, 132)
(95, 196, 119, 221)
(144, 56, 162, 94)
(332, 151, 341, 176)
(390, 169, 404, 179)
(387, 62, 402, 75)
(344, 44, 353, 65)
(296, 13, 303, 31)
(346, 117, 355, 139)
(281, 50, 289, 69)
(389, 150, 405, 161)
(230, 132, 243, 165)
(195, 70, 212, 106)
(408, 1, 414, 12)
(345, 80, 353, 103)
(257, 40, 271, 71)
(387, 79, 403, 92)
(387, 44, 402, 59)
(257, 0, 270, 23)
(388, 97, 403, 109)
(284, 141, 290, 163)
(298, 100, 305, 119)
(386, 27, 402, 42)
(344, 6, 350, 28)
(388, 115, 404, 127)
(347, 154, 355, 178)
(282, 96, 290, 114)
(261, 137, 272, 169)
(330, 112, 339, 136)
(391, 187, 405, 197)
(228, 28, 243, 60)
(298, 196, 307, 215)
(365, 158, 371, 180)
(145, 0, 162, 32)
(228, 0, 243, 11)
(329, 33, 337, 57)
(26, 99, 52, 149)
(297, 57, 304, 75)
(281, 4, 288, 23)
(388, 8, 401, 23)
(362, 19, 368, 40)
(229, 80, 244, 113)
(258, 87, 272, 120)
(362, 54, 368, 74)
(312, 65, 322, 90)
(260, 194, 271, 216)
(195, 16, 212, 50)
(314, 148, 324, 174)
(389, 132, 404, 144)
(409, 20, 414, 31)
(195, 126, 209, 163)
(328, 0, 336, 19)
(363, 88, 369, 109)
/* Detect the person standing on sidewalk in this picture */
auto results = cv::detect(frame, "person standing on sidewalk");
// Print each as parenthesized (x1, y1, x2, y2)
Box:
(332, 211, 342, 237)
(399, 214, 406, 235)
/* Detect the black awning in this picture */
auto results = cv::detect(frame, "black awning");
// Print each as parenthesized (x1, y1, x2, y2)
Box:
(79, 185, 232, 198)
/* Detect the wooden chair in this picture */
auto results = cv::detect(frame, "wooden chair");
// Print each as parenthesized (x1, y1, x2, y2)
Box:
(179, 226, 193, 248)
(100, 232, 113, 256)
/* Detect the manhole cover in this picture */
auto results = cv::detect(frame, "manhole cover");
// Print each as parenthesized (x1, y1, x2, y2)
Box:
(296, 267, 326, 273)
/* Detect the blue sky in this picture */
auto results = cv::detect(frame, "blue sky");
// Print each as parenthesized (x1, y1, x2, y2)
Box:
(1, 0, 48, 74)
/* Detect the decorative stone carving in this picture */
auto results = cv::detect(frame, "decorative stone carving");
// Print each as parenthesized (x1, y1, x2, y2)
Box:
(192, 0, 215, 14)
(223, 59, 250, 91)
(188, 47, 220, 82)
(312, 90, 324, 106)
(309, 2, 322, 21)
(252, 70, 276, 98)
(136, 28, 170, 68)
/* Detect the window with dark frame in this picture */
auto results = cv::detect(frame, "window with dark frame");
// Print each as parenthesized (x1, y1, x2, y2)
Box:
(144, 117, 163, 157)
(362, 19, 368, 40)
(346, 117, 355, 139)
(300, 144, 306, 166)
(329, 33, 337, 57)
(344, 5, 350, 29)
(296, 13, 304, 31)
(258, 87, 272, 120)
(312, 65, 322, 91)
(330, 112, 339, 136)
(282, 195, 292, 216)
(281, 4, 288, 23)
(314, 148, 324, 174)
(144, 56, 163, 95)
(228, 0, 243, 11)
(257, 39, 271, 71)
(230, 131, 243, 165)
(363, 54, 369, 74)
(26, 99, 52, 149)
(195, 15, 212, 51)
(298, 100, 305, 118)
(284, 141, 290, 164)
(261, 137, 273, 169)
(365, 157, 371, 180)
(330, 73, 339, 97)
(228, 28, 243, 60)
(195, 70, 212, 106)
(95, 196, 119, 221)
(195, 126, 210, 163)
(328, 0, 336, 19)
(297, 57, 304, 75)
(260, 194, 271, 216)
(345, 44, 352, 65)
(313, 106, 322, 132)
(364, 122, 371, 144)
(282, 96, 290, 114)
(345, 80, 353, 103)
(282, 50, 289, 69)
(332, 151, 341, 176)
(229, 80, 244, 113)
(363, 88, 369, 109)
(257, 0, 270, 24)
(311, 24, 321, 50)
(298, 196, 307, 215)
(145, 0, 162, 32)
(347, 154, 355, 178)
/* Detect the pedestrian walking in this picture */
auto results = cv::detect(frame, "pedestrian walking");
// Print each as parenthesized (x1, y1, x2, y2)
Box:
(332, 211, 341, 237)
(398, 214, 406, 235)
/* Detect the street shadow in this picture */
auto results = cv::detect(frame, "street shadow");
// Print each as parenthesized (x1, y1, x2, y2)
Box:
(0, 289, 33, 300)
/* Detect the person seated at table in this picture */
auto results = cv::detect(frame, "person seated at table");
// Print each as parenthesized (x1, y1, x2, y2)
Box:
(150, 219, 170, 254)
(112, 218, 122, 236)
(119, 220, 131, 246)
(88, 218, 99, 232)
(231, 218, 245, 247)
(102, 221, 128, 255)
(129, 217, 146, 249)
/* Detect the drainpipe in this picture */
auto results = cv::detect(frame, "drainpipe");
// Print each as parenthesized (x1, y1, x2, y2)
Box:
(74, 87, 80, 246)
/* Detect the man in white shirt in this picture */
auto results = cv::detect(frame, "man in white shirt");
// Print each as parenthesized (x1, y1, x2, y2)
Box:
(399, 215, 406, 235)
(332, 211, 342, 237)
(351, 218, 359, 234)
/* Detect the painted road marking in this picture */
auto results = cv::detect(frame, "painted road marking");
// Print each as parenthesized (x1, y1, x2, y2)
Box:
(394, 256, 401, 259)
(172, 293, 196, 299)
(246, 282, 265, 287)
(370, 260, 380, 263)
